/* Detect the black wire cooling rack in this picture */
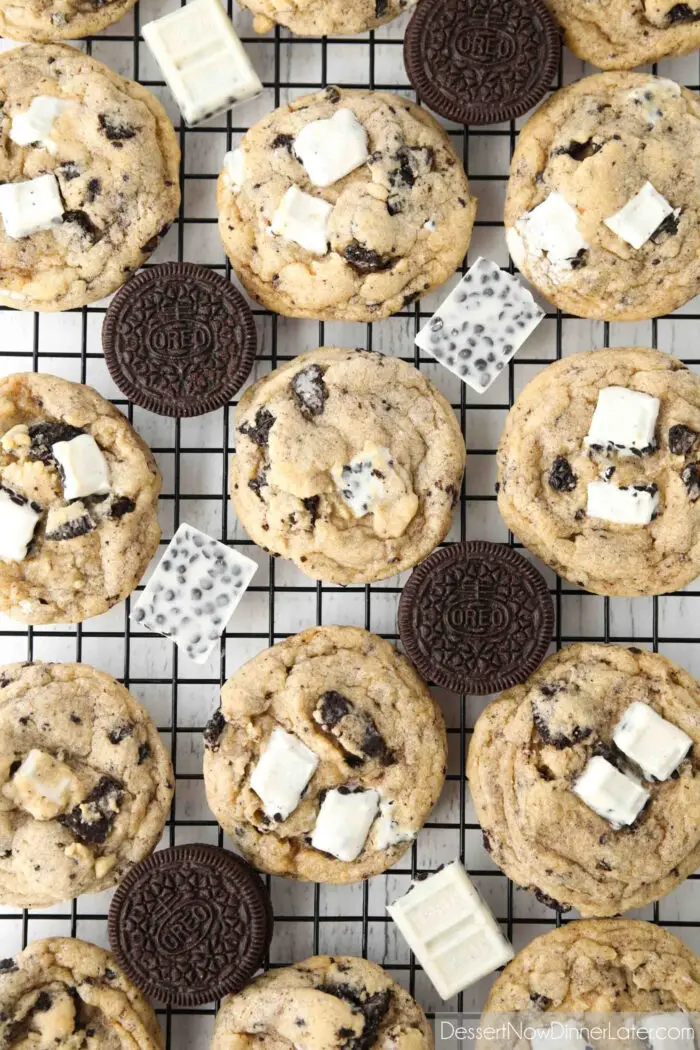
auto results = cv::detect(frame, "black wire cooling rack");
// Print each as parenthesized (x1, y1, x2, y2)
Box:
(2, 4, 700, 1042)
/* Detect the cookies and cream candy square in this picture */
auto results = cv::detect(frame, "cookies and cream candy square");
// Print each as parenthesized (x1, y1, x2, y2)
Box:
(0, 172, 63, 239)
(641, 1014, 696, 1050)
(584, 386, 661, 456)
(573, 755, 650, 826)
(330, 444, 419, 539)
(587, 481, 659, 525)
(51, 434, 110, 501)
(613, 702, 692, 781)
(604, 181, 676, 250)
(293, 107, 369, 187)
(508, 192, 588, 279)
(9, 96, 70, 153)
(0, 488, 41, 562)
(310, 787, 379, 861)
(270, 186, 333, 255)
(142, 0, 262, 126)
(3, 748, 80, 820)
(387, 861, 514, 1000)
(249, 726, 319, 820)
(222, 148, 246, 192)
(415, 257, 544, 393)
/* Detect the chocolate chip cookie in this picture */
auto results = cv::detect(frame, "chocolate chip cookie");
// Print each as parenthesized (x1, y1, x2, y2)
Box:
(203, 626, 447, 883)
(546, 1, 700, 70)
(0, 0, 136, 41)
(0, 661, 173, 909)
(217, 86, 475, 322)
(497, 347, 700, 596)
(211, 956, 432, 1050)
(505, 72, 700, 321)
(239, 0, 416, 38)
(0, 373, 161, 624)
(468, 643, 700, 918)
(0, 937, 163, 1050)
(484, 919, 700, 1012)
(0, 44, 180, 312)
(230, 347, 465, 584)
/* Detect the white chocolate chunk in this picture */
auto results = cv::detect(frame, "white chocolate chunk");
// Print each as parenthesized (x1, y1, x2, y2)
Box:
(604, 181, 676, 251)
(0, 488, 41, 562)
(371, 798, 415, 852)
(587, 481, 659, 526)
(0, 173, 63, 239)
(531, 1023, 589, 1050)
(223, 148, 246, 192)
(642, 1013, 695, 1050)
(511, 192, 589, 278)
(584, 386, 661, 456)
(613, 701, 692, 781)
(52, 434, 110, 501)
(142, 0, 262, 127)
(311, 788, 379, 862)
(3, 749, 79, 820)
(330, 444, 418, 539)
(573, 755, 649, 827)
(9, 96, 71, 154)
(293, 108, 369, 188)
(250, 726, 319, 821)
(415, 256, 544, 394)
(270, 186, 333, 255)
(387, 861, 514, 1001)
(131, 523, 257, 664)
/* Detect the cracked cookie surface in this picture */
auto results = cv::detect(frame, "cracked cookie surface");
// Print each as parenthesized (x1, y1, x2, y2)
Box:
(468, 644, 700, 918)
(211, 956, 432, 1050)
(217, 87, 475, 322)
(0, 372, 161, 624)
(497, 347, 700, 596)
(505, 72, 700, 321)
(0, 44, 180, 312)
(0, 0, 136, 41)
(230, 347, 465, 584)
(545, 1, 700, 69)
(241, 0, 416, 35)
(0, 661, 173, 909)
(484, 919, 700, 1012)
(203, 626, 447, 883)
(0, 937, 163, 1050)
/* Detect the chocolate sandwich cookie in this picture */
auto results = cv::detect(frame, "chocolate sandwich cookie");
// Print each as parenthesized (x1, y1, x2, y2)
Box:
(210, 956, 432, 1050)
(404, 0, 560, 127)
(103, 264, 258, 418)
(469, 643, 700, 917)
(108, 844, 273, 1006)
(398, 541, 554, 695)
(0, 937, 164, 1050)
(203, 625, 447, 883)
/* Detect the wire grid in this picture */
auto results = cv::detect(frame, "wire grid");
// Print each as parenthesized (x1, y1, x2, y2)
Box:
(2, 6, 700, 1045)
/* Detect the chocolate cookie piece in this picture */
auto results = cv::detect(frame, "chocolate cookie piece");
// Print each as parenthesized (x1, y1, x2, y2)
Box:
(108, 844, 273, 1006)
(398, 541, 554, 695)
(102, 263, 257, 418)
(404, 0, 560, 127)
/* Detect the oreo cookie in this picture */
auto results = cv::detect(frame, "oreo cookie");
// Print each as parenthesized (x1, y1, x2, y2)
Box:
(102, 263, 257, 418)
(398, 541, 554, 695)
(403, 0, 560, 127)
(108, 844, 273, 1005)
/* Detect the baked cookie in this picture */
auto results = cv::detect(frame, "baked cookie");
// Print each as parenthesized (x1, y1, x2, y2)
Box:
(203, 625, 447, 883)
(0, 372, 162, 624)
(0, 661, 173, 909)
(211, 956, 432, 1050)
(0, 44, 180, 312)
(468, 643, 700, 918)
(0, 0, 136, 42)
(217, 86, 475, 322)
(484, 919, 700, 1012)
(505, 72, 700, 321)
(497, 347, 700, 596)
(0, 937, 163, 1050)
(546, 1, 700, 70)
(240, 0, 416, 36)
(230, 347, 466, 584)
